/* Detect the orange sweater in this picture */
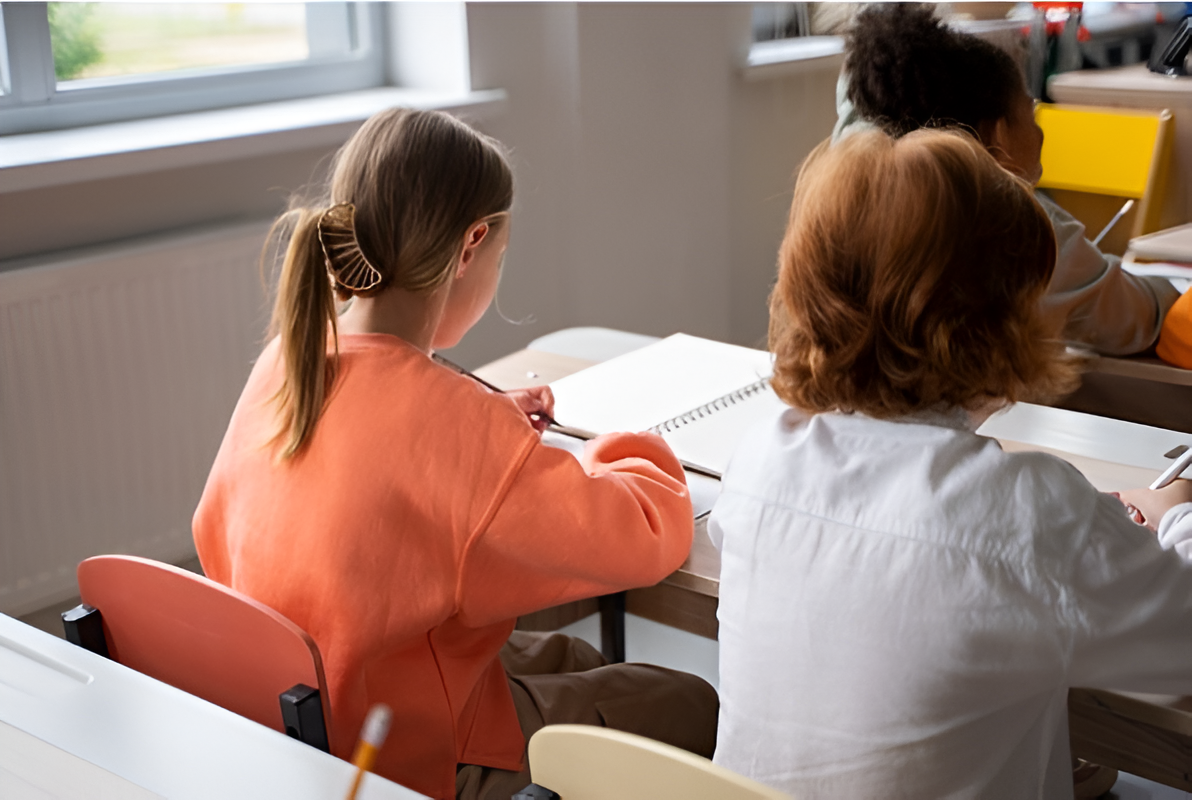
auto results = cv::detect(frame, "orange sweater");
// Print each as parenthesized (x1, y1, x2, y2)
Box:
(193, 334, 693, 799)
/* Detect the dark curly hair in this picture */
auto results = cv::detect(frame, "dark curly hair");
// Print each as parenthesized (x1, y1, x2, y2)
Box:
(846, 4, 1025, 139)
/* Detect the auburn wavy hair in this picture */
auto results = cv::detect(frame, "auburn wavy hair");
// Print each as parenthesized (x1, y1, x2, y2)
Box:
(769, 129, 1079, 418)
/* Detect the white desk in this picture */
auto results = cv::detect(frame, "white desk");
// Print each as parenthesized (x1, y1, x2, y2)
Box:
(0, 614, 427, 800)
(977, 400, 1192, 487)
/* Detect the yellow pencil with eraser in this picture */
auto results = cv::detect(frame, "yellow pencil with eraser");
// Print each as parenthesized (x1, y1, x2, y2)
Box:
(345, 704, 392, 800)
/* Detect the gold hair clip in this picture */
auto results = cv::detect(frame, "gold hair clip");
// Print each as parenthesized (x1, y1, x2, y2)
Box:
(317, 203, 384, 293)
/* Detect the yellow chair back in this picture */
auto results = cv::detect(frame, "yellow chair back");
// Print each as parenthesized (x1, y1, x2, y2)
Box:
(1035, 103, 1174, 248)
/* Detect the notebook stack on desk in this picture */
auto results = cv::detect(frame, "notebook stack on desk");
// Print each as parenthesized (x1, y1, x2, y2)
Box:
(1125, 223, 1192, 293)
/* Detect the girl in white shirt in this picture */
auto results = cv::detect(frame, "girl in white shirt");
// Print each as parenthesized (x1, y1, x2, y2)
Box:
(711, 128, 1192, 800)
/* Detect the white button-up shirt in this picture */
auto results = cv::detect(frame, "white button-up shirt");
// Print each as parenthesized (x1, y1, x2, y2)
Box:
(711, 407, 1192, 799)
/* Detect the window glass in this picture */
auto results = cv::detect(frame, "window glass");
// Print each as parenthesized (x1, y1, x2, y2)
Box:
(751, 3, 855, 42)
(48, 3, 309, 84)
(0, 6, 8, 96)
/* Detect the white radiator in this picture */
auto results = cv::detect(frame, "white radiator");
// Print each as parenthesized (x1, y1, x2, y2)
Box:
(0, 221, 273, 616)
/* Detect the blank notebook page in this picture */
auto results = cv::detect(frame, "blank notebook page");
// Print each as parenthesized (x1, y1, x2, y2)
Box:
(549, 333, 782, 476)
(659, 387, 788, 476)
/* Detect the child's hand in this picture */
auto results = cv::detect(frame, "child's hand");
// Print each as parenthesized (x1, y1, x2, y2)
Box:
(1108, 492, 1147, 526)
(1117, 480, 1192, 531)
(508, 386, 556, 433)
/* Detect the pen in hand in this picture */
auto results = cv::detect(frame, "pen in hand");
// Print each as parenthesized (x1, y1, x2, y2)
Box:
(431, 352, 559, 428)
(345, 704, 392, 800)
(1150, 446, 1192, 491)
(431, 354, 724, 478)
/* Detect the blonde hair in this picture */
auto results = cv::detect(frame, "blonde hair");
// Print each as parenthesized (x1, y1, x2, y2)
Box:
(268, 108, 513, 458)
(769, 128, 1079, 417)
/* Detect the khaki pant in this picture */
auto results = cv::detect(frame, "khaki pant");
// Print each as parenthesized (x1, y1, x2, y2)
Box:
(456, 630, 719, 800)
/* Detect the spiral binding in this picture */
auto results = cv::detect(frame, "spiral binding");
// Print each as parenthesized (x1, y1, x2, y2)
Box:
(648, 377, 772, 434)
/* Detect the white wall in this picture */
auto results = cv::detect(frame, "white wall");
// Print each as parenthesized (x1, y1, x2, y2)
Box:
(453, 2, 839, 366)
(0, 3, 840, 362)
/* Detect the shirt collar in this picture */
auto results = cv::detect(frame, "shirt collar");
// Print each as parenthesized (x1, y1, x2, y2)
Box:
(892, 405, 979, 433)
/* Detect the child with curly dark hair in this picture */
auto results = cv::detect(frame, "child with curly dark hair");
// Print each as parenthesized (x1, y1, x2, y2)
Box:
(835, 3, 1179, 358)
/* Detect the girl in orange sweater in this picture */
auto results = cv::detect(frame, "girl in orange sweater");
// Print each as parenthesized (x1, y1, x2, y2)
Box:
(193, 108, 716, 800)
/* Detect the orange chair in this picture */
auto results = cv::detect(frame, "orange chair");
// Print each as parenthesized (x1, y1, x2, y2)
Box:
(62, 555, 331, 751)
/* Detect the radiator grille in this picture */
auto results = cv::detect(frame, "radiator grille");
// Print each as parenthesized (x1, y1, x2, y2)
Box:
(0, 222, 272, 615)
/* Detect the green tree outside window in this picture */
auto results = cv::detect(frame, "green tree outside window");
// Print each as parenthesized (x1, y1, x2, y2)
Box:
(48, 3, 103, 81)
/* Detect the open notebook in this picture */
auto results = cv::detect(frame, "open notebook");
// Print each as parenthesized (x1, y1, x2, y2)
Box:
(1129, 222, 1192, 264)
(547, 333, 787, 479)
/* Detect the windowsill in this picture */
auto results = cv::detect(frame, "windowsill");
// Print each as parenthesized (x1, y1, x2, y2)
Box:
(0, 86, 508, 194)
(742, 36, 844, 82)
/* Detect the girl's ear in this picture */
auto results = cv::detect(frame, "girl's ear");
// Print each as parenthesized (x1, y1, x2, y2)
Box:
(985, 118, 1016, 172)
(456, 221, 490, 279)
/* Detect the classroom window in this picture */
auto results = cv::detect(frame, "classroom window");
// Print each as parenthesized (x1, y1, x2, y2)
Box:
(751, 3, 855, 42)
(0, 7, 9, 97)
(48, 4, 311, 83)
(0, 2, 384, 135)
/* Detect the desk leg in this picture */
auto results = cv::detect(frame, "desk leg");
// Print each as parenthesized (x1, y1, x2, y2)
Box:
(1069, 688, 1192, 791)
(599, 592, 626, 664)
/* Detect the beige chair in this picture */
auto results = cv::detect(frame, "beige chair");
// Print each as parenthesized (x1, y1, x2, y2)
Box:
(522, 724, 791, 800)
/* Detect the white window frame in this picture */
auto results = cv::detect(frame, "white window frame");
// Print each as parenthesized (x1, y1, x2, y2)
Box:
(0, 2, 386, 136)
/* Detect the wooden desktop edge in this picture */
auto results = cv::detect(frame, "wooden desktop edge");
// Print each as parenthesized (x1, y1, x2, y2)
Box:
(1084, 353, 1192, 387)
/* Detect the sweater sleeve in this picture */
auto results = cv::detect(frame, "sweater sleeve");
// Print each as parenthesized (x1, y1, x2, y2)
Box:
(1066, 493, 1192, 693)
(454, 431, 695, 627)
(1036, 192, 1179, 356)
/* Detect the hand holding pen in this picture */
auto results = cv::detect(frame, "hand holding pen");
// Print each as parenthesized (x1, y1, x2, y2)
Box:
(507, 385, 557, 433)
(1108, 447, 1192, 530)
(1117, 479, 1192, 532)
(432, 353, 559, 431)
(1151, 446, 1192, 492)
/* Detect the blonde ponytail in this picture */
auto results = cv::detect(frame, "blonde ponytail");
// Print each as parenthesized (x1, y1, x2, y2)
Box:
(265, 107, 513, 459)
(268, 208, 338, 459)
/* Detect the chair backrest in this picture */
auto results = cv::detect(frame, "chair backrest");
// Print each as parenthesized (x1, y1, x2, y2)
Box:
(1035, 103, 1174, 252)
(526, 724, 791, 800)
(73, 555, 331, 744)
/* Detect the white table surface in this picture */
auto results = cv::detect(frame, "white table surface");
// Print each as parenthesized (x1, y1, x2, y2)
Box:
(979, 401, 1192, 472)
(0, 614, 427, 800)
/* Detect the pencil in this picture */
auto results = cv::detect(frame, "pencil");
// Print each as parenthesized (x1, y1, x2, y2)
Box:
(1150, 446, 1192, 491)
(432, 352, 560, 427)
(1091, 199, 1134, 248)
(345, 704, 392, 800)
(434, 354, 721, 478)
